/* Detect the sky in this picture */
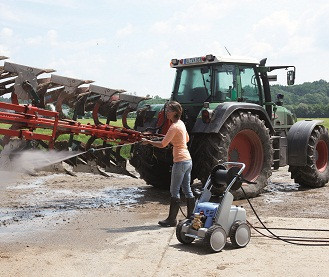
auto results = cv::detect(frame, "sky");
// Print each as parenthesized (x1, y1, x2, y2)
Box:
(1, 0, 329, 98)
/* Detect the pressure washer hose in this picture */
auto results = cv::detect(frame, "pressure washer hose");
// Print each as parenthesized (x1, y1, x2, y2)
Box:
(241, 187, 329, 246)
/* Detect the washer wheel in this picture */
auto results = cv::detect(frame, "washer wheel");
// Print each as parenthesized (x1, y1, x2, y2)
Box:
(176, 219, 195, 244)
(230, 221, 251, 248)
(204, 225, 227, 252)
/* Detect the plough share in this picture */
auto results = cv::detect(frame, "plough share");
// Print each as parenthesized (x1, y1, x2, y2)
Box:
(0, 56, 162, 177)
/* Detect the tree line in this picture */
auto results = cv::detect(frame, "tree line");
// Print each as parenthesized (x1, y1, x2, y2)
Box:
(271, 79, 329, 118)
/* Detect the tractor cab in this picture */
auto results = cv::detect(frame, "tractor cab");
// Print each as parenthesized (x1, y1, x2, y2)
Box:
(170, 54, 296, 131)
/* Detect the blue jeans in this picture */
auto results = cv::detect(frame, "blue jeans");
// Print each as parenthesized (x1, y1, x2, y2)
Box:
(170, 159, 194, 199)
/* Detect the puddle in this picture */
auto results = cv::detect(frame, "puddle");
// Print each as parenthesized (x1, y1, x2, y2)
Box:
(16, 186, 145, 210)
(0, 173, 145, 235)
(0, 209, 76, 242)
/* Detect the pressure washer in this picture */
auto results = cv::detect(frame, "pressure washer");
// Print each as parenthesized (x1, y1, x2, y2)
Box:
(176, 162, 253, 252)
(176, 161, 329, 252)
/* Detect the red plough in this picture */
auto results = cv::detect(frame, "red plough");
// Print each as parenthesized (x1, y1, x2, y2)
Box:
(0, 101, 155, 145)
(0, 56, 159, 177)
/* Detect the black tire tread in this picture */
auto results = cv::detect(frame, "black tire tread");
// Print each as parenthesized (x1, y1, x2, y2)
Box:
(203, 225, 226, 253)
(176, 219, 195, 244)
(289, 125, 329, 188)
(130, 144, 171, 189)
(191, 111, 273, 199)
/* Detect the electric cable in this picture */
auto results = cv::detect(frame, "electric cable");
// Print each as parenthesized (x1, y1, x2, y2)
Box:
(179, 205, 187, 218)
(247, 221, 329, 243)
(241, 186, 329, 246)
(254, 226, 329, 232)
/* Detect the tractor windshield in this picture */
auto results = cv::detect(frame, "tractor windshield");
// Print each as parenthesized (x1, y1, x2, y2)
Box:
(173, 66, 211, 103)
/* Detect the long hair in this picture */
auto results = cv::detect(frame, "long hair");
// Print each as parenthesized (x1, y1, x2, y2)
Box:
(167, 101, 182, 120)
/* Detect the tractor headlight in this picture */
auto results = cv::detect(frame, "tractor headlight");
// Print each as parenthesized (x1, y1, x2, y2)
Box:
(206, 54, 215, 62)
(170, 59, 179, 67)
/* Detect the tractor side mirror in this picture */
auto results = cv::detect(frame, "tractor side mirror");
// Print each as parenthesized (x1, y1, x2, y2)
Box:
(276, 93, 284, 106)
(287, 70, 295, 85)
(277, 93, 284, 100)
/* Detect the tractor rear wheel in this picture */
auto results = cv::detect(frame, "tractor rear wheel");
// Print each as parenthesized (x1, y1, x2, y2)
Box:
(130, 143, 171, 189)
(191, 111, 273, 199)
(289, 125, 329, 188)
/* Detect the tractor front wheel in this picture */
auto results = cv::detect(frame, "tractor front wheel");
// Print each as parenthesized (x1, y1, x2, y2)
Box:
(289, 125, 329, 188)
(130, 143, 172, 189)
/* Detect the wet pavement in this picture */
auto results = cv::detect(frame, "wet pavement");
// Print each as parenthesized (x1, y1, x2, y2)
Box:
(0, 166, 328, 277)
(0, 166, 328, 240)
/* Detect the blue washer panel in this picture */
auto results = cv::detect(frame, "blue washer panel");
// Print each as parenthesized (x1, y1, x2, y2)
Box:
(195, 202, 219, 228)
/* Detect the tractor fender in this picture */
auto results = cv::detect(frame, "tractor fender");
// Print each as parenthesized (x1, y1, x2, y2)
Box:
(191, 102, 274, 134)
(287, 120, 324, 166)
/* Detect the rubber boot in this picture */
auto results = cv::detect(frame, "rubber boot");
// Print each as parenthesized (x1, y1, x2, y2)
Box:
(186, 197, 195, 219)
(158, 197, 180, 227)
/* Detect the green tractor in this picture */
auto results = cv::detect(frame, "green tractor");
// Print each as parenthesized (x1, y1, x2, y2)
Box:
(130, 54, 329, 199)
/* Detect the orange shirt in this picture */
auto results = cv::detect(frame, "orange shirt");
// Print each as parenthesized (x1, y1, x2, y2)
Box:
(161, 120, 191, 163)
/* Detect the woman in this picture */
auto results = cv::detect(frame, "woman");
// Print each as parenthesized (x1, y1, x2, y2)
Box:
(142, 101, 195, 227)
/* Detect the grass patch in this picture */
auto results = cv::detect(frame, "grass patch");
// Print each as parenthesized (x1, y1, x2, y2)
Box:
(0, 118, 136, 159)
(298, 118, 329, 129)
(78, 118, 136, 128)
(0, 118, 136, 142)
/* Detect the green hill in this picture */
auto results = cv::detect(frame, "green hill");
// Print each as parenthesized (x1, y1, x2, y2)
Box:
(271, 80, 329, 117)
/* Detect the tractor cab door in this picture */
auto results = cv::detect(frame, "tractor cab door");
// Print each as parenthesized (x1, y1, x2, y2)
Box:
(237, 66, 262, 105)
(213, 64, 237, 102)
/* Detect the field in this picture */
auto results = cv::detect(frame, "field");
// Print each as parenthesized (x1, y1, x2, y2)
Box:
(299, 118, 329, 129)
(0, 118, 136, 157)
(0, 118, 136, 139)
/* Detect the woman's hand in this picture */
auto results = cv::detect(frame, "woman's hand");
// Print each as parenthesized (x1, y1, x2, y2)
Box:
(141, 138, 165, 148)
(141, 138, 151, 145)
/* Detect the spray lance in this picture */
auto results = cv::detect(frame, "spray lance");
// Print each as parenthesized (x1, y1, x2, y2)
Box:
(6, 131, 164, 173)
(44, 132, 164, 165)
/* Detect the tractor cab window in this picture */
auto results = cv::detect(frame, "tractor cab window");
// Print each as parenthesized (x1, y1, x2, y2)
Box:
(174, 66, 211, 103)
(239, 66, 260, 104)
(213, 64, 237, 102)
